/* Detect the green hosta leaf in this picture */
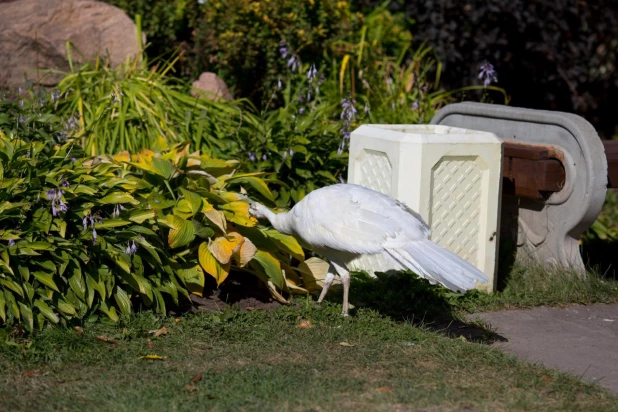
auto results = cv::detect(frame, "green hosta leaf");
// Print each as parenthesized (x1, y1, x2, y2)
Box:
(173, 199, 193, 219)
(32, 271, 60, 292)
(18, 302, 34, 332)
(57, 299, 77, 316)
(72, 185, 98, 195)
(178, 264, 205, 296)
(22, 241, 55, 251)
(99, 301, 119, 322)
(227, 176, 275, 202)
(0, 292, 5, 322)
(95, 219, 130, 229)
(153, 289, 166, 314)
(179, 188, 203, 215)
(23, 281, 34, 302)
(193, 219, 215, 239)
(316, 170, 338, 182)
(114, 286, 131, 317)
(250, 250, 284, 289)
(97, 192, 139, 205)
(87, 273, 106, 300)
(17, 265, 30, 282)
(130, 226, 158, 237)
(5, 290, 19, 320)
(68, 265, 86, 301)
(166, 215, 195, 249)
(135, 237, 162, 264)
(1, 279, 24, 298)
(34, 299, 59, 323)
(129, 209, 155, 224)
(264, 229, 304, 261)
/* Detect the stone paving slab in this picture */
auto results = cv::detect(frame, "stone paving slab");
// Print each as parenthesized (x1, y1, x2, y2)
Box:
(472, 304, 618, 393)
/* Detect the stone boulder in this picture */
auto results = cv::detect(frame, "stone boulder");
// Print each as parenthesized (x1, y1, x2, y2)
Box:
(191, 72, 233, 101)
(0, 0, 143, 87)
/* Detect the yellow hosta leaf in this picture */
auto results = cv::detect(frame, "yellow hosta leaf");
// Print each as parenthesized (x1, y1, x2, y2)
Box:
(217, 192, 245, 202)
(204, 209, 227, 233)
(151, 135, 169, 152)
(113, 151, 131, 163)
(198, 242, 230, 286)
(140, 354, 167, 360)
(138, 148, 155, 163)
(166, 215, 195, 249)
(297, 257, 333, 292)
(281, 263, 309, 294)
(233, 236, 256, 267)
(201, 198, 214, 212)
(221, 201, 258, 227)
(208, 236, 243, 265)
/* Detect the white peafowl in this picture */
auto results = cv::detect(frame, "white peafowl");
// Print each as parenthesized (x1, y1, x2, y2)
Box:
(248, 183, 488, 316)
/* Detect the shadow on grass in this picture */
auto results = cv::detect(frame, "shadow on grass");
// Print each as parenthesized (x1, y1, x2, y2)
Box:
(330, 271, 508, 345)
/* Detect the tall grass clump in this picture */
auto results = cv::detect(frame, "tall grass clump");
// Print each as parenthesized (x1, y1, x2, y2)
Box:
(53, 45, 244, 158)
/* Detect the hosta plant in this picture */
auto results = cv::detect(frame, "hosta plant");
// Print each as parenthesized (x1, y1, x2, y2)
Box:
(0, 124, 325, 331)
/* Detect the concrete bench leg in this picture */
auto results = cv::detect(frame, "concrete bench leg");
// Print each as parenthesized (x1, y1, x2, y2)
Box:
(431, 102, 607, 271)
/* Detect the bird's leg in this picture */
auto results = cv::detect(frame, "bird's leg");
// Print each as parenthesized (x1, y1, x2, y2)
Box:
(317, 266, 336, 304)
(331, 262, 351, 316)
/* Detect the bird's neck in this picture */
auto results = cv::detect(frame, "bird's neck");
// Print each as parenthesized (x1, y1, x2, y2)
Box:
(263, 208, 294, 235)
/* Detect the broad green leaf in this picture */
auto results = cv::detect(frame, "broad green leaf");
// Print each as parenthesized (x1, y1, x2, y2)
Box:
(166, 215, 195, 249)
(5, 290, 19, 320)
(227, 176, 274, 202)
(173, 199, 194, 219)
(18, 302, 34, 332)
(33, 271, 59, 293)
(34, 299, 59, 323)
(178, 264, 205, 296)
(95, 219, 130, 229)
(265, 229, 305, 261)
(114, 286, 132, 317)
(129, 209, 156, 224)
(99, 301, 119, 322)
(1, 279, 24, 297)
(179, 188, 203, 215)
(198, 242, 230, 287)
(250, 250, 284, 289)
(68, 265, 86, 301)
(17, 265, 30, 282)
(0, 292, 5, 322)
(57, 299, 77, 316)
(97, 192, 139, 205)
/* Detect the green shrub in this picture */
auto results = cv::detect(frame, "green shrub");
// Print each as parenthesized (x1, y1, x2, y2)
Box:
(195, 0, 363, 102)
(0, 91, 324, 331)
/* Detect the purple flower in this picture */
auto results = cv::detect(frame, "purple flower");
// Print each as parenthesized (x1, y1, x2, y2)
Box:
(340, 98, 357, 122)
(299, 107, 305, 115)
(51, 89, 61, 103)
(277, 77, 282, 89)
(289, 148, 294, 157)
(262, 153, 268, 161)
(248, 152, 256, 162)
(363, 102, 370, 115)
(112, 203, 125, 218)
(287, 55, 300, 72)
(18, 100, 24, 108)
(282, 151, 288, 160)
(339, 175, 345, 184)
(47, 188, 67, 216)
(17, 115, 26, 124)
(479, 61, 498, 87)
(279, 41, 289, 59)
(83, 212, 102, 244)
(62, 180, 70, 188)
(125, 240, 137, 255)
(307, 64, 318, 84)
(411, 100, 419, 110)
(18, 87, 23, 96)
(8, 237, 15, 246)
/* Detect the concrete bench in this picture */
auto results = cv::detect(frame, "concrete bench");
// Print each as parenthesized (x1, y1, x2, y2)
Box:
(430, 102, 608, 272)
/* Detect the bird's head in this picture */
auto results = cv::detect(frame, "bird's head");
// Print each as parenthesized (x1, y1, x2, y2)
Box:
(248, 201, 270, 220)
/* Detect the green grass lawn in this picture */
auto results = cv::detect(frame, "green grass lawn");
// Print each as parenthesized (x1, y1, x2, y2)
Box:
(2, 262, 618, 411)
(1, 295, 617, 411)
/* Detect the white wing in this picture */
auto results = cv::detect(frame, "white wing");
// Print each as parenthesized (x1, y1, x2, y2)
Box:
(290, 184, 430, 255)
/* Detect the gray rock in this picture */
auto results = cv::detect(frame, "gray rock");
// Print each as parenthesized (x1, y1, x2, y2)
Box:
(0, 0, 143, 87)
(191, 72, 233, 101)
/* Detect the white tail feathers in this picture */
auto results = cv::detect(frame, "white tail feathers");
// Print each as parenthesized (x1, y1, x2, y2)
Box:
(386, 239, 488, 292)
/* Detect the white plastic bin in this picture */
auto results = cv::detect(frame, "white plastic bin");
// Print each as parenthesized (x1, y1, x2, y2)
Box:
(347, 124, 503, 291)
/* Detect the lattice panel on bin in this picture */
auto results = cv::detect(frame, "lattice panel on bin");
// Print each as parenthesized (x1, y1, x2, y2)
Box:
(357, 150, 392, 196)
(430, 157, 483, 267)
